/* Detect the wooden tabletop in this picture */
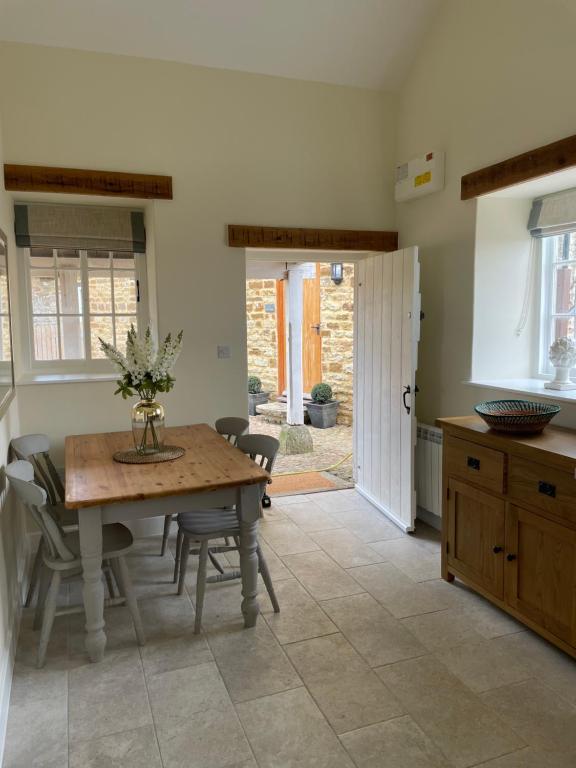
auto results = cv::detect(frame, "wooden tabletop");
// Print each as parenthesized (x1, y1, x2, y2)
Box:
(65, 424, 269, 509)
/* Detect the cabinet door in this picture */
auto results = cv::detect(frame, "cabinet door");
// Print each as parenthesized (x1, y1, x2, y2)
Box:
(447, 478, 505, 599)
(506, 505, 576, 646)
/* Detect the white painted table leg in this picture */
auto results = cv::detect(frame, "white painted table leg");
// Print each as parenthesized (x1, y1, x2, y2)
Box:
(78, 506, 106, 661)
(237, 484, 261, 628)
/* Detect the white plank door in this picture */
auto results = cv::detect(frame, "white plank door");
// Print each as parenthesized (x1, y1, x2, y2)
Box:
(353, 247, 421, 532)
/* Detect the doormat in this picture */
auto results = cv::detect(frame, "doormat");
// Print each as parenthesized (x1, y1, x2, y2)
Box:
(268, 471, 339, 496)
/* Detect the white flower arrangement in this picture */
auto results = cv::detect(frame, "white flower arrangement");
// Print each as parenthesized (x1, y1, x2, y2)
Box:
(549, 336, 576, 369)
(100, 325, 184, 400)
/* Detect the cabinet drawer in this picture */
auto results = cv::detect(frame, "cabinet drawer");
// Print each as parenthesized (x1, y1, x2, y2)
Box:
(445, 436, 505, 493)
(508, 456, 576, 524)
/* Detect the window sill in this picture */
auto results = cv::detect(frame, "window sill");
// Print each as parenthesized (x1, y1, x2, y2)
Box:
(17, 372, 119, 386)
(466, 378, 576, 403)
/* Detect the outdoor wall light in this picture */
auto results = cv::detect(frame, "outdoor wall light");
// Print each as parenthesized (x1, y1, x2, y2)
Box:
(330, 262, 344, 285)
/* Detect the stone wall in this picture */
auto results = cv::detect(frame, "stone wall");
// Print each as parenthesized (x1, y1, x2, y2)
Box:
(246, 279, 279, 395)
(319, 263, 354, 425)
(246, 263, 354, 425)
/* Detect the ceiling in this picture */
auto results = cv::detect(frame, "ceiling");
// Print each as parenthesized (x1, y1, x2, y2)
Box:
(0, 0, 441, 91)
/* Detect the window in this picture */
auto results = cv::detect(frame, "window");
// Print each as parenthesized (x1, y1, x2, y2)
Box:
(539, 231, 576, 375)
(25, 248, 148, 369)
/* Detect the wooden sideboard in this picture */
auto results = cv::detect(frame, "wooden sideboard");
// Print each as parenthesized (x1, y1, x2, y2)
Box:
(437, 415, 576, 659)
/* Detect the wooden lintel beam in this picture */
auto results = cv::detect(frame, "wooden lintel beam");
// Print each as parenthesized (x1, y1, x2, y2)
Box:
(228, 224, 398, 252)
(461, 133, 576, 200)
(4, 164, 173, 200)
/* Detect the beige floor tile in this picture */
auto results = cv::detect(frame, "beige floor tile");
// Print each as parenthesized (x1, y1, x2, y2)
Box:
(339, 714, 448, 768)
(138, 593, 196, 640)
(401, 608, 485, 651)
(68, 725, 162, 768)
(3, 695, 68, 768)
(492, 630, 576, 706)
(273, 493, 315, 506)
(349, 563, 452, 618)
(147, 661, 231, 728)
(411, 522, 442, 553)
(320, 593, 427, 667)
(68, 607, 138, 660)
(140, 632, 213, 677)
(262, 578, 338, 644)
(481, 678, 576, 753)
(68, 650, 153, 743)
(370, 537, 441, 582)
(310, 528, 384, 568)
(285, 633, 404, 733)
(206, 621, 302, 702)
(331, 507, 405, 543)
(473, 746, 576, 767)
(311, 489, 376, 514)
(408, 687, 525, 768)
(376, 654, 466, 708)
(434, 638, 531, 693)
(9, 661, 68, 705)
(257, 539, 293, 581)
(259, 520, 321, 556)
(281, 500, 343, 532)
(237, 687, 354, 768)
(282, 551, 364, 600)
(156, 702, 254, 768)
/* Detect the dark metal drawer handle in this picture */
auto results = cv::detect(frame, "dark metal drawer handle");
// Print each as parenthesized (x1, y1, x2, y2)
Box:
(467, 456, 480, 471)
(507, 553, 517, 562)
(492, 546, 503, 554)
(538, 481, 556, 498)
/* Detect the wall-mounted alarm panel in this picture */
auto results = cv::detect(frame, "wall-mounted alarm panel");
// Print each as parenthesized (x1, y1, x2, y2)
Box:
(395, 151, 444, 202)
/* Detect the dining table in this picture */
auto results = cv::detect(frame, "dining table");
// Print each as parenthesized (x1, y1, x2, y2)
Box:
(64, 423, 269, 662)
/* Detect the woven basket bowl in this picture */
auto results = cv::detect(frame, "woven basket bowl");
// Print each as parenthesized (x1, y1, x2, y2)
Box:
(474, 399, 561, 434)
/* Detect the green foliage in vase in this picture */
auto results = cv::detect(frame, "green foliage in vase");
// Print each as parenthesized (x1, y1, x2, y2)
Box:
(99, 325, 184, 400)
(248, 375, 263, 394)
(311, 382, 333, 404)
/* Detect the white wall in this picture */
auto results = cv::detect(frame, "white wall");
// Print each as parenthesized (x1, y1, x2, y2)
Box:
(472, 197, 535, 380)
(0, 42, 398, 461)
(0, 113, 25, 758)
(396, 0, 576, 428)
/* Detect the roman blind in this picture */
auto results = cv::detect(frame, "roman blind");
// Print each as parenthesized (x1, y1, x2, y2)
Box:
(528, 187, 576, 238)
(14, 203, 146, 252)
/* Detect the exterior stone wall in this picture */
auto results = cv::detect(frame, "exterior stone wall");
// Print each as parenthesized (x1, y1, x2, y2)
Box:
(319, 263, 354, 425)
(246, 263, 354, 425)
(246, 279, 278, 395)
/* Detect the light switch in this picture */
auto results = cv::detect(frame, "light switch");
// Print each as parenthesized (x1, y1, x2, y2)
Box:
(217, 345, 231, 359)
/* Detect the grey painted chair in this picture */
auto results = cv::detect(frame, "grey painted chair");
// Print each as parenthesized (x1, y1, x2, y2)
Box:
(6, 460, 145, 667)
(160, 416, 249, 556)
(174, 433, 280, 633)
(11, 434, 79, 608)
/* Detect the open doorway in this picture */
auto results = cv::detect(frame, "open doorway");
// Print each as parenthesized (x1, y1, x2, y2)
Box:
(246, 257, 355, 495)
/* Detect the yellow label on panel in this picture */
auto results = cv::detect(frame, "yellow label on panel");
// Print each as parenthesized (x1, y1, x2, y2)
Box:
(414, 171, 432, 187)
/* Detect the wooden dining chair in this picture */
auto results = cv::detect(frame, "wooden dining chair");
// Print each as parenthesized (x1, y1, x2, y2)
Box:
(11, 434, 79, 608)
(160, 416, 249, 556)
(173, 433, 280, 633)
(6, 460, 145, 667)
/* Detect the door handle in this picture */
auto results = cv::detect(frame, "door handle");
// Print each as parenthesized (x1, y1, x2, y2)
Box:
(402, 385, 419, 415)
(310, 323, 321, 335)
(506, 553, 517, 562)
(402, 386, 411, 414)
(492, 546, 503, 554)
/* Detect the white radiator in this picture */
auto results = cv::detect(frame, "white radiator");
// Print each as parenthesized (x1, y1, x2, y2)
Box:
(416, 424, 443, 519)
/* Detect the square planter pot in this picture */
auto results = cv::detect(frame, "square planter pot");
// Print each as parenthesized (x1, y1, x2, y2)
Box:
(248, 391, 270, 416)
(306, 400, 339, 429)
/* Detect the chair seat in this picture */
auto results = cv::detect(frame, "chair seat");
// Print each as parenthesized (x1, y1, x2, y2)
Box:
(43, 523, 134, 569)
(177, 509, 239, 536)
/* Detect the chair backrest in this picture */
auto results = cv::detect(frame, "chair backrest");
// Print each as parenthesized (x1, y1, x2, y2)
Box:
(6, 460, 75, 563)
(237, 434, 279, 476)
(10, 434, 65, 507)
(215, 417, 249, 446)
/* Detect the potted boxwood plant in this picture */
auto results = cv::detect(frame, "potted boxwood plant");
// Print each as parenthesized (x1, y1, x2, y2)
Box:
(306, 383, 339, 428)
(248, 375, 269, 416)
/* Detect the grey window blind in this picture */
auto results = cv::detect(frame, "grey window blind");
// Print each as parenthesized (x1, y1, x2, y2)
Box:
(14, 203, 145, 252)
(528, 187, 576, 238)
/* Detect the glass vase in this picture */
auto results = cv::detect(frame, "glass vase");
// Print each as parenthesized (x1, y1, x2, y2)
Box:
(132, 399, 165, 455)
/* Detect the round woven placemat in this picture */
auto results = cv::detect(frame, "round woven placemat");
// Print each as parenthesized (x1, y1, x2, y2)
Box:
(113, 445, 185, 464)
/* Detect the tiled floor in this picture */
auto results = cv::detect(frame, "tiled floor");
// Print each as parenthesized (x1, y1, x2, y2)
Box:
(4, 488, 576, 768)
